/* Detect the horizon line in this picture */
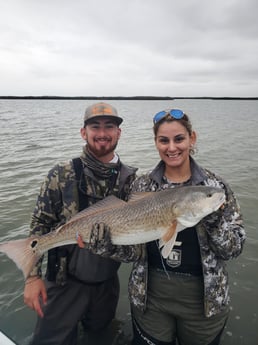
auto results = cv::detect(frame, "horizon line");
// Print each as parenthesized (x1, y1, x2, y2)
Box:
(0, 95, 257, 100)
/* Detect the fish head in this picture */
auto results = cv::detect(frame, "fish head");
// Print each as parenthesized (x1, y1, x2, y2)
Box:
(171, 186, 225, 228)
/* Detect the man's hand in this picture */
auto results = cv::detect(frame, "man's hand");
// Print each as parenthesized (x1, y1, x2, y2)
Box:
(76, 232, 85, 248)
(24, 277, 47, 318)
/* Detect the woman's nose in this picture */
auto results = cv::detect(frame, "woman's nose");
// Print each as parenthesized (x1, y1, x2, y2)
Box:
(167, 140, 176, 151)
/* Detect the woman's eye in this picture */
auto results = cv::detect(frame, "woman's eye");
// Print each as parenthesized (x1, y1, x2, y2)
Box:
(174, 135, 185, 143)
(159, 138, 169, 144)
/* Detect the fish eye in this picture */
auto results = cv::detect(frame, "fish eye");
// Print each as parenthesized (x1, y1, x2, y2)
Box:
(207, 193, 212, 198)
(172, 204, 178, 212)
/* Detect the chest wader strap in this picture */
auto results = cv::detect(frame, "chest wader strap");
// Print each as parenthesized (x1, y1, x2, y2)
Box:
(72, 157, 89, 211)
(47, 157, 88, 281)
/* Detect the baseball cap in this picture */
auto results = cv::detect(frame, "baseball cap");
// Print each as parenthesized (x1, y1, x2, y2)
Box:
(84, 102, 123, 126)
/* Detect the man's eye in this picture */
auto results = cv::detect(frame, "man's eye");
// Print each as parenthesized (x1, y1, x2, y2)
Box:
(105, 125, 116, 129)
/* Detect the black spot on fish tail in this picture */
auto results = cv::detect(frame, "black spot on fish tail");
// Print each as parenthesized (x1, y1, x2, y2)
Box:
(30, 240, 38, 253)
(30, 240, 38, 249)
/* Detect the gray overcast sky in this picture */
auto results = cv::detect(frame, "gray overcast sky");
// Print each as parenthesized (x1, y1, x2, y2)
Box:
(1, 0, 257, 97)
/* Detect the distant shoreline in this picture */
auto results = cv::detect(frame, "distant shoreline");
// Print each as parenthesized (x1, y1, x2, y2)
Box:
(0, 96, 257, 100)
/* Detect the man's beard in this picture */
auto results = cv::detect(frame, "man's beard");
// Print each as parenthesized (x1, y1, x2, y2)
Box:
(87, 141, 118, 160)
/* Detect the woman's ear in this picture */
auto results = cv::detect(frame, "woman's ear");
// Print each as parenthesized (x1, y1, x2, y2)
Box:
(191, 130, 197, 146)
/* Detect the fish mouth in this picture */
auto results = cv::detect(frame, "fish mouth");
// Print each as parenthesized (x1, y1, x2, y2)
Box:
(217, 193, 226, 209)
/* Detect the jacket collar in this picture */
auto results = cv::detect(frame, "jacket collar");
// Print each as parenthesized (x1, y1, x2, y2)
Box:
(149, 157, 207, 186)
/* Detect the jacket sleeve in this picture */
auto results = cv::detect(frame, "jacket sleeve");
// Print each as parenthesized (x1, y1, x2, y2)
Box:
(29, 165, 63, 276)
(95, 243, 144, 263)
(87, 213, 144, 263)
(202, 179, 246, 260)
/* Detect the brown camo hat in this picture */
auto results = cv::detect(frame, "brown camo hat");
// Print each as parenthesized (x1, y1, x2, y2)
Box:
(84, 102, 123, 126)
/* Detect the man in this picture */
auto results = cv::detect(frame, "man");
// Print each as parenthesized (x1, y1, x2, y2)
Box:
(23, 102, 137, 345)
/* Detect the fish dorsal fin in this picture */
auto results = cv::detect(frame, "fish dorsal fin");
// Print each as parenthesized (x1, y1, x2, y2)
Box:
(65, 195, 126, 224)
(128, 191, 155, 203)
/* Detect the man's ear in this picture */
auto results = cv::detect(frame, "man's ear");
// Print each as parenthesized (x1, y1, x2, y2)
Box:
(117, 127, 122, 140)
(80, 127, 87, 141)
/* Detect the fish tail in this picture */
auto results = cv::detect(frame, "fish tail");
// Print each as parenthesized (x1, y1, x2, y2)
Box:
(0, 237, 41, 280)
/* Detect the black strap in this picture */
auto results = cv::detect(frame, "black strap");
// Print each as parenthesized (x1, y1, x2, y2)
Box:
(72, 157, 89, 211)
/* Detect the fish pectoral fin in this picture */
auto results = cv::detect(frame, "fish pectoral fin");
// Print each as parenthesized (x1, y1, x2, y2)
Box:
(161, 220, 177, 243)
(159, 220, 186, 249)
(160, 232, 178, 259)
(159, 238, 182, 249)
(158, 220, 177, 258)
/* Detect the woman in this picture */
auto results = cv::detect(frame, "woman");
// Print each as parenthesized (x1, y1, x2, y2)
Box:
(127, 109, 245, 345)
(83, 108, 245, 345)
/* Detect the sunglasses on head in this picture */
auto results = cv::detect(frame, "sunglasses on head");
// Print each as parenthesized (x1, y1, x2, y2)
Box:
(153, 109, 184, 124)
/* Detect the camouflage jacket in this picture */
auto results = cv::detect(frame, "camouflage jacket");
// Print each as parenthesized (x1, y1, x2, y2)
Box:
(95, 157, 246, 317)
(29, 152, 137, 284)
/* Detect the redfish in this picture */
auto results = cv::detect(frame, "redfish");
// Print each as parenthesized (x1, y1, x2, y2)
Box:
(0, 186, 225, 279)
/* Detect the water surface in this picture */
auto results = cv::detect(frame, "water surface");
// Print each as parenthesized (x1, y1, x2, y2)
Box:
(0, 99, 257, 344)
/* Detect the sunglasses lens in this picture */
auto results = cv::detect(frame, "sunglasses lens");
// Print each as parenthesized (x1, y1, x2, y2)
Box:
(153, 109, 184, 124)
(153, 110, 166, 124)
(170, 109, 184, 119)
